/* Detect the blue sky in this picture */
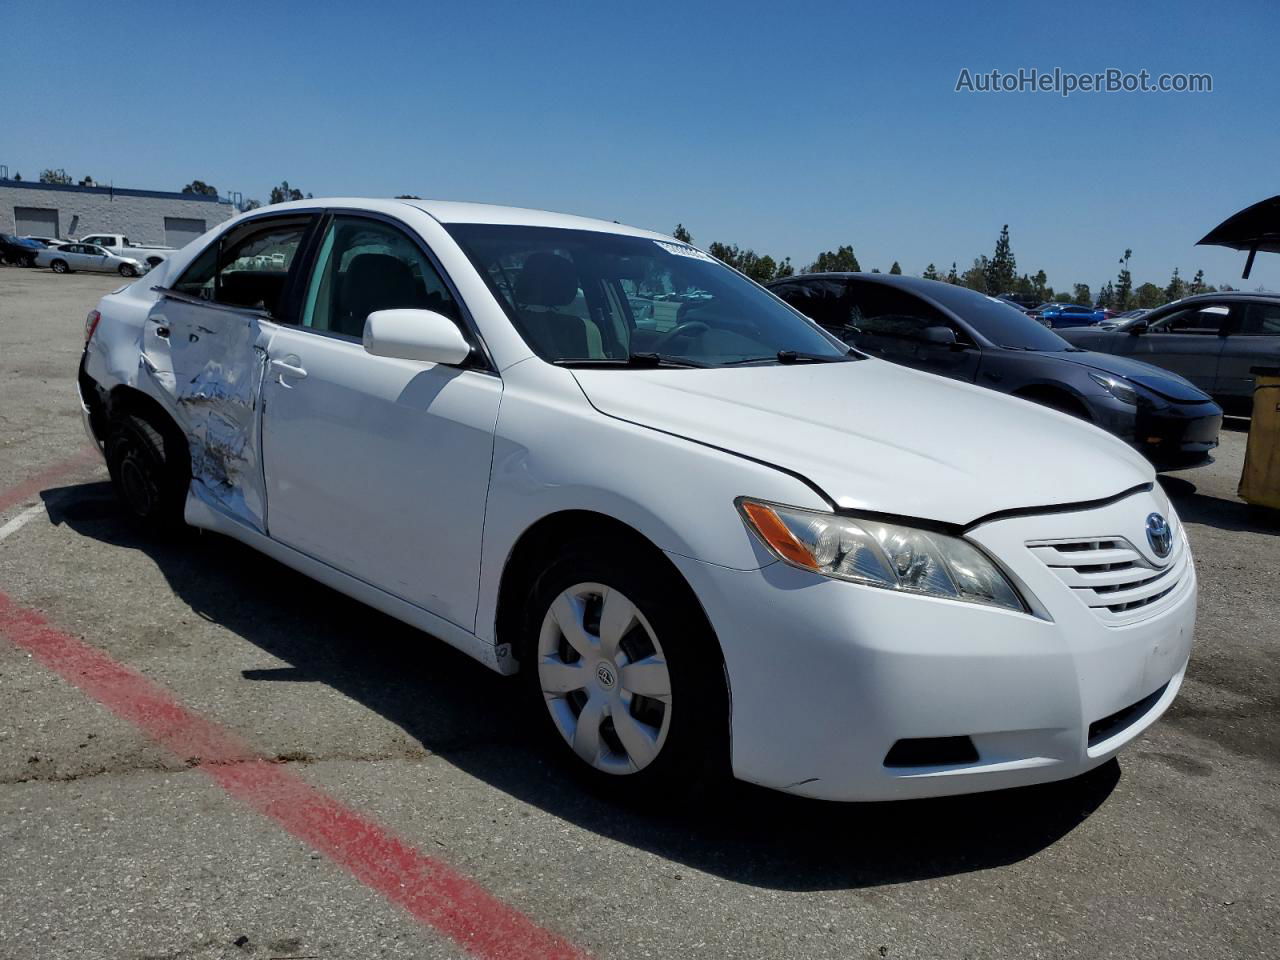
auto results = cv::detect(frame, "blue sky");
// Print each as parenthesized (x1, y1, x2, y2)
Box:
(3, 0, 1277, 292)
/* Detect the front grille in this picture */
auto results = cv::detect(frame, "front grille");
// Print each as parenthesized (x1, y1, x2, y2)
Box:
(1027, 520, 1187, 625)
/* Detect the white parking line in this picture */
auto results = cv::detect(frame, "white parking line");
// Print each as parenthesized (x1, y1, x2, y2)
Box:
(0, 505, 45, 543)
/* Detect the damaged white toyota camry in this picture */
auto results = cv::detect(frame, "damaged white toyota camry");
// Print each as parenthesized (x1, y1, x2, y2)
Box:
(78, 199, 1195, 800)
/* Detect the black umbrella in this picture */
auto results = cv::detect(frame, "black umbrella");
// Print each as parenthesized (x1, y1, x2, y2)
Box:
(1196, 194, 1280, 279)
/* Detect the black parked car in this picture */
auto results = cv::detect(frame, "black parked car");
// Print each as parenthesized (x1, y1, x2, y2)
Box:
(0, 233, 40, 266)
(1059, 292, 1280, 416)
(767, 273, 1223, 470)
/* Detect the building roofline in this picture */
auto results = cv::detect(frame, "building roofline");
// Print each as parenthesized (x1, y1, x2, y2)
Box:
(0, 178, 232, 204)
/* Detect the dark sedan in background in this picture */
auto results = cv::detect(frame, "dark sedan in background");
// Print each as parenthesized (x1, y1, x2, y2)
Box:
(1059, 292, 1280, 416)
(767, 273, 1223, 469)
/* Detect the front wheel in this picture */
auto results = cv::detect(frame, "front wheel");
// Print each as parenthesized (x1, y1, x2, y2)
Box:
(521, 543, 728, 798)
(50, 259, 69, 274)
(118, 263, 137, 277)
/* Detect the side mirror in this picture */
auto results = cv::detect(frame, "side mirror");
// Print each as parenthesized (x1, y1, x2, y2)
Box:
(1128, 321, 1148, 336)
(922, 326, 958, 346)
(363, 309, 472, 366)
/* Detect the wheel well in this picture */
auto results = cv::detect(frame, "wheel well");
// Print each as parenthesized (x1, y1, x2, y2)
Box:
(1014, 385, 1093, 422)
(494, 510, 722, 671)
(103, 386, 190, 466)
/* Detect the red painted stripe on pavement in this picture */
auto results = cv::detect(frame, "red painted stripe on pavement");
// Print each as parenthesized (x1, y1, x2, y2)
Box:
(0, 448, 100, 515)
(0, 593, 589, 960)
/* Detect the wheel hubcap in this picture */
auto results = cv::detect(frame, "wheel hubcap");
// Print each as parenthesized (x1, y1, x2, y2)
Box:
(537, 582, 672, 775)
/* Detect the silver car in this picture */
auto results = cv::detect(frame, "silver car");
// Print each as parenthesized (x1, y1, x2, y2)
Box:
(35, 243, 146, 277)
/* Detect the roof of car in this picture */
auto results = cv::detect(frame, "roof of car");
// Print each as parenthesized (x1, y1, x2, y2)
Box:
(253, 197, 668, 240)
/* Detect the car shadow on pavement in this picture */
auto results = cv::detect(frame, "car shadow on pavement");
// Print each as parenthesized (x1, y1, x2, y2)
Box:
(45, 480, 1121, 892)
(1158, 475, 1280, 536)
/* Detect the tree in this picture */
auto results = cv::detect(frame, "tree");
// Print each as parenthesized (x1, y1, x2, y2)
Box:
(946, 262, 959, 284)
(12, 172, 20, 181)
(960, 257, 989, 292)
(78, 175, 97, 187)
(39, 169, 72, 185)
(1189, 269, 1206, 295)
(706, 242, 792, 283)
(922, 263, 940, 280)
(672, 224, 692, 244)
(1115, 249, 1133, 310)
(1053, 292, 1072, 303)
(804, 245, 860, 273)
(1097, 281, 1116, 308)
(395, 194, 421, 199)
(984, 224, 1017, 295)
(241, 198, 262, 211)
(1165, 267, 1186, 302)
(1135, 282, 1165, 308)
(1218, 283, 1235, 292)
(889, 261, 902, 275)
(182, 180, 219, 196)
(1072, 283, 1092, 306)
(269, 180, 310, 205)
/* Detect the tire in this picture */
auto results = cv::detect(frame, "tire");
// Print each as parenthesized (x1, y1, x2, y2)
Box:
(519, 539, 728, 800)
(105, 410, 190, 534)
(118, 264, 137, 277)
(50, 259, 69, 274)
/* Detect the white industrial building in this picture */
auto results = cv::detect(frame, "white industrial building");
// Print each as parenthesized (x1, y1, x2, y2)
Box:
(0, 175, 236, 247)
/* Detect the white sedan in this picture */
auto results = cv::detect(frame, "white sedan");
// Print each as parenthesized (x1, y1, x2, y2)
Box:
(37, 242, 146, 277)
(77, 199, 1195, 801)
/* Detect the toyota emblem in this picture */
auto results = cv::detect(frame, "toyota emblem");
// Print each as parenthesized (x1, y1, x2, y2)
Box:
(1146, 513, 1173, 559)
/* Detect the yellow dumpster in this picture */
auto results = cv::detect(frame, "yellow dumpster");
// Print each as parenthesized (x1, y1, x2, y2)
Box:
(1239, 366, 1280, 509)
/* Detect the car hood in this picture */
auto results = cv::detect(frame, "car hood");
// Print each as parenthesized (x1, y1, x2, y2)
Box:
(571, 359, 1153, 526)
(1045, 350, 1212, 403)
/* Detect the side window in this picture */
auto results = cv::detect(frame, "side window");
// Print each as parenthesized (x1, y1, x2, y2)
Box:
(846, 282, 968, 343)
(772, 279, 854, 330)
(1151, 304, 1230, 334)
(1239, 302, 1280, 335)
(171, 219, 309, 317)
(300, 216, 459, 338)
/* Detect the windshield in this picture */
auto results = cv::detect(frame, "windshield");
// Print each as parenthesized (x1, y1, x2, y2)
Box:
(920, 284, 1075, 351)
(445, 224, 849, 366)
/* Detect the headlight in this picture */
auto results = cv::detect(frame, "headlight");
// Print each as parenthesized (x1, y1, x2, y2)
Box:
(1088, 371, 1138, 404)
(737, 499, 1026, 612)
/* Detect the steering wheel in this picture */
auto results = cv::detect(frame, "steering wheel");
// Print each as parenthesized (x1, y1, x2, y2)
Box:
(652, 320, 709, 350)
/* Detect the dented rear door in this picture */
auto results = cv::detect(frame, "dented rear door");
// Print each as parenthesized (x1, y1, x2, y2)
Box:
(141, 212, 320, 532)
(143, 294, 273, 530)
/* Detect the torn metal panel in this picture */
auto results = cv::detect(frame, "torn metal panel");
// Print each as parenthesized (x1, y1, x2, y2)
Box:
(143, 297, 270, 531)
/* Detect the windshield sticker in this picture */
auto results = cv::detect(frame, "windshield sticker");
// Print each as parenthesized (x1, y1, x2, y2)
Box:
(653, 240, 717, 263)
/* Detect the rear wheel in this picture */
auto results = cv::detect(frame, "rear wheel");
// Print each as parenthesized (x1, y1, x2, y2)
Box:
(520, 542, 728, 799)
(118, 263, 137, 277)
(50, 259, 69, 274)
(105, 410, 190, 534)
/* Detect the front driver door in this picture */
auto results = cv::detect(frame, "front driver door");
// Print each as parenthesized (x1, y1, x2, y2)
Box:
(260, 214, 501, 631)
(1216, 301, 1280, 411)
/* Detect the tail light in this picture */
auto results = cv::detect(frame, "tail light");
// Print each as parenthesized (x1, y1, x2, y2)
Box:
(84, 309, 101, 344)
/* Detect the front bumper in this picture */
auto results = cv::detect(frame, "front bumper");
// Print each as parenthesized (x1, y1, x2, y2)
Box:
(1091, 396, 1222, 470)
(670, 485, 1196, 801)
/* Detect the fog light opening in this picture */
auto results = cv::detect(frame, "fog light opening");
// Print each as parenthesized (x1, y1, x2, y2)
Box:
(884, 736, 979, 768)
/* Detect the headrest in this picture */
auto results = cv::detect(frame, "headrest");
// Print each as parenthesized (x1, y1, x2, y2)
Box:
(514, 252, 579, 308)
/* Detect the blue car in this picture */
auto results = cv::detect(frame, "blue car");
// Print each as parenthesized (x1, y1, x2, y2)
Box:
(1039, 303, 1106, 328)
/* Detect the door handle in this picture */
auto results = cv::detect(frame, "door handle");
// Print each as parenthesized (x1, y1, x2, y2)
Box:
(270, 356, 308, 380)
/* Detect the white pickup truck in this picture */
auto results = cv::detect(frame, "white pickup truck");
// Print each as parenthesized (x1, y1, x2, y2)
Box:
(75, 233, 176, 267)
